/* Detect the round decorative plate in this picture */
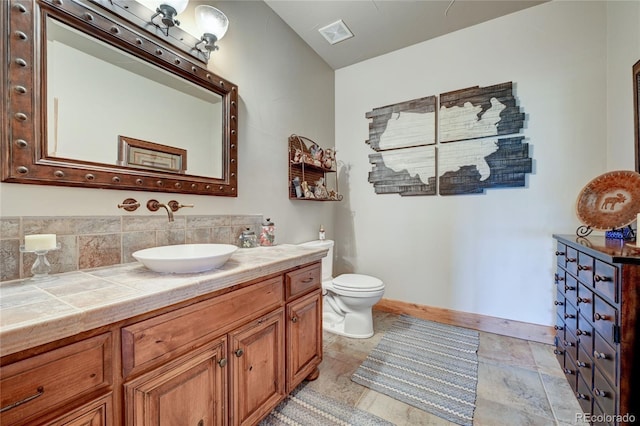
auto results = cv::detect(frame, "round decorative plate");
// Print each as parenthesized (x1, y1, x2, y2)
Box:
(576, 170, 640, 230)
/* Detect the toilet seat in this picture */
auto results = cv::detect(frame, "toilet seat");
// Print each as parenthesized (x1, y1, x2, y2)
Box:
(331, 274, 384, 292)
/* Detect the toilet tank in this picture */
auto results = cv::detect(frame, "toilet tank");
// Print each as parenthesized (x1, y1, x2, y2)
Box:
(299, 240, 333, 281)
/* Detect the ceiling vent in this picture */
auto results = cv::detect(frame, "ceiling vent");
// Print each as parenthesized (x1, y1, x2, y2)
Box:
(318, 19, 354, 45)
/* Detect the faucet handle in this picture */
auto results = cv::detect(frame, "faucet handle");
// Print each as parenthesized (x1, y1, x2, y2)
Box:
(168, 200, 194, 212)
(118, 198, 140, 211)
(146, 199, 162, 212)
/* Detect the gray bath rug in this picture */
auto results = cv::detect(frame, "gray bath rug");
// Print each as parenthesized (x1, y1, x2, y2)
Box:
(260, 382, 393, 425)
(351, 315, 479, 426)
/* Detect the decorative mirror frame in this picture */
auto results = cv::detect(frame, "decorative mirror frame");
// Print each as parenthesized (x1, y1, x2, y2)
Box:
(634, 59, 639, 173)
(1, 0, 239, 196)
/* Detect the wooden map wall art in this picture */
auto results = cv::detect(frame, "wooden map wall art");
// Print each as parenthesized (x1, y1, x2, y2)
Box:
(366, 82, 532, 196)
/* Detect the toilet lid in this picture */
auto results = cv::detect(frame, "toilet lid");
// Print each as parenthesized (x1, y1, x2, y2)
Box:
(332, 274, 384, 291)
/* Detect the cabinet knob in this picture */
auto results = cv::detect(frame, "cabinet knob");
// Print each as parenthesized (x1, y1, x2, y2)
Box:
(291, 317, 298, 323)
(594, 388, 608, 397)
(564, 313, 575, 319)
(577, 361, 588, 368)
(563, 368, 574, 375)
(554, 301, 563, 306)
(594, 274, 612, 283)
(593, 351, 608, 360)
(564, 285, 575, 291)
(575, 392, 588, 400)
(563, 340, 574, 347)
(576, 329, 590, 336)
(566, 258, 576, 263)
(555, 251, 565, 256)
(218, 358, 227, 368)
(577, 264, 592, 271)
(235, 348, 244, 357)
(576, 297, 590, 305)
(593, 312, 608, 321)
(553, 349, 564, 355)
(554, 325, 564, 331)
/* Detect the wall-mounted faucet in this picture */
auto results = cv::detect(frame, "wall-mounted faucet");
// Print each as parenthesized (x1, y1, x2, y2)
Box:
(147, 199, 174, 222)
(168, 200, 194, 212)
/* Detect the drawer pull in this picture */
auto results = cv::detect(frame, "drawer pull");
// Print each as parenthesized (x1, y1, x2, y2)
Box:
(554, 274, 565, 282)
(593, 312, 609, 321)
(563, 368, 574, 375)
(554, 349, 564, 355)
(291, 316, 298, 323)
(577, 264, 592, 271)
(576, 297, 590, 304)
(593, 351, 608, 360)
(577, 361, 588, 368)
(554, 325, 564, 331)
(575, 329, 590, 336)
(566, 257, 576, 263)
(564, 313, 575, 319)
(218, 358, 227, 368)
(564, 285, 575, 291)
(0, 386, 44, 413)
(301, 277, 314, 283)
(575, 392, 589, 400)
(554, 301, 564, 306)
(235, 348, 244, 357)
(594, 388, 608, 397)
(555, 251, 565, 256)
(563, 340, 574, 347)
(594, 275, 612, 283)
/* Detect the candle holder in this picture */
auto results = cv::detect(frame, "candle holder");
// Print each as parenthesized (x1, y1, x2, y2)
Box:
(19, 243, 61, 281)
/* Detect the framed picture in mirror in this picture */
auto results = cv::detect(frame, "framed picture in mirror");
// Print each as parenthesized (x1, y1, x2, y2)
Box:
(634, 59, 640, 172)
(119, 136, 187, 174)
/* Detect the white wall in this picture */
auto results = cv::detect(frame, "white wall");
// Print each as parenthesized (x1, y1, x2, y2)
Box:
(0, 0, 335, 245)
(335, 1, 639, 326)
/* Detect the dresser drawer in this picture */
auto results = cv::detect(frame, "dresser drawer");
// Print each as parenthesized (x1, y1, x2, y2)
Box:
(577, 251, 594, 287)
(565, 247, 578, 276)
(593, 296, 617, 348)
(593, 331, 616, 387)
(576, 345, 593, 384)
(593, 260, 618, 303)
(555, 242, 567, 266)
(0, 333, 112, 426)
(285, 262, 321, 300)
(576, 371, 593, 415)
(122, 276, 283, 377)
(563, 328, 578, 363)
(564, 274, 578, 303)
(576, 312, 593, 355)
(593, 367, 616, 416)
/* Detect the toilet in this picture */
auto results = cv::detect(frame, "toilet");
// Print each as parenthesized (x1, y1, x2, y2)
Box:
(299, 240, 385, 338)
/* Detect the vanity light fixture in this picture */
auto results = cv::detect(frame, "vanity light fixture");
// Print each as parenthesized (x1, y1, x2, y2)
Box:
(141, 0, 189, 35)
(194, 5, 229, 59)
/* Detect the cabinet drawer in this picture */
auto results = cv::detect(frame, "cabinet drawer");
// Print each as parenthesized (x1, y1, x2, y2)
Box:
(285, 263, 321, 300)
(576, 345, 593, 384)
(564, 274, 578, 302)
(0, 333, 112, 426)
(576, 371, 593, 415)
(122, 277, 283, 377)
(593, 296, 617, 348)
(576, 312, 593, 356)
(555, 243, 567, 266)
(577, 252, 594, 287)
(577, 283, 593, 319)
(565, 247, 578, 276)
(593, 332, 616, 387)
(594, 260, 618, 303)
(563, 329, 578, 363)
(593, 367, 616, 416)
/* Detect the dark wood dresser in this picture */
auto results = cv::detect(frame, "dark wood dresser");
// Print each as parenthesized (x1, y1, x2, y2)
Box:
(553, 235, 640, 425)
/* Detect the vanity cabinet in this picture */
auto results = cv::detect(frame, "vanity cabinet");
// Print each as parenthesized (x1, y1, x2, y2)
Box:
(0, 333, 113, 426)
(1, 260, 323, 426)
(553, 235, 640, 425)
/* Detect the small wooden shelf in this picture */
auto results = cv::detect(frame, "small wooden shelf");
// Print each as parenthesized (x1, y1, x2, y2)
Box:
(288, 135, 341, 201)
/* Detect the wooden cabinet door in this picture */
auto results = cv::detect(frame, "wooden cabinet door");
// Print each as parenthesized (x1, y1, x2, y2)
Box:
(229, 309, 285, 426)
(124, 338, 227, 426)
(286, 290, 322, 393)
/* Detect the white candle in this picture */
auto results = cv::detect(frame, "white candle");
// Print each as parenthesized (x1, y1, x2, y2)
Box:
(24, 234, 57, 251)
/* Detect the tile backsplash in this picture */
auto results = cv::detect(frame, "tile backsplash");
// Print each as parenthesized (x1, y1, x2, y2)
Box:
(0, 215, 262, 282)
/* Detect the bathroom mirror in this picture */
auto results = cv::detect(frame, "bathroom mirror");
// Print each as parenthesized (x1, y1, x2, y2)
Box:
(2, 0, 238, 196)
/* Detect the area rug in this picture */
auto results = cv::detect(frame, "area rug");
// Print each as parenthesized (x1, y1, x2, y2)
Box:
(351, 315, 479, 426)
(260, 382, 393, 426)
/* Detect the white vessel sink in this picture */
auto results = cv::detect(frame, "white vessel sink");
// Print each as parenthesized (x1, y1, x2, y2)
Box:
(133, 244, 238, 273)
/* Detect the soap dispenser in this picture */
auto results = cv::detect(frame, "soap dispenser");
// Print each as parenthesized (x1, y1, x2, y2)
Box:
(319, 225, 326, 241)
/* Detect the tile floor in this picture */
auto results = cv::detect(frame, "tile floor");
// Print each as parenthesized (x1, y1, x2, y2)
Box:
(303, 310, 585, 425)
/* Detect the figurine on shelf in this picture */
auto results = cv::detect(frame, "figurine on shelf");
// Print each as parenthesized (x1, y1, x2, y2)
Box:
(310, 144, 324, 167)
(292, 148, 303, 164)
(301, 181, 315, 198)
(292, 176, 303, 198)
(314, 178, 328, 199)
(322, 148, 336, 170)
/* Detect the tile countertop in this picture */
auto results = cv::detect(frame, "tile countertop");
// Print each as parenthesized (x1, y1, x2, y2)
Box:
(0, 244, 327, 358)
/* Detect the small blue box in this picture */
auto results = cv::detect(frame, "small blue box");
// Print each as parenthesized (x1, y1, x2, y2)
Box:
(605, 227, 634, 240)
